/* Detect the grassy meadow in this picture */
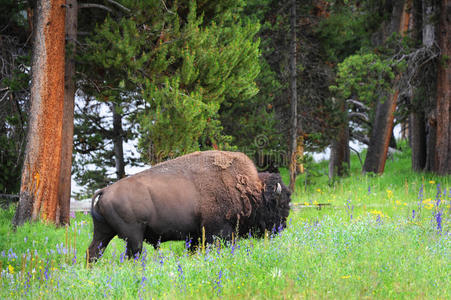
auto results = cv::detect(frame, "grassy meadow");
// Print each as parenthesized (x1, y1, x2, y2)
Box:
(0, 149, 450, 299)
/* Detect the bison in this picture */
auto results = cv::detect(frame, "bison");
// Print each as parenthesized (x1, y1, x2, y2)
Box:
(87, 150, 291, 262)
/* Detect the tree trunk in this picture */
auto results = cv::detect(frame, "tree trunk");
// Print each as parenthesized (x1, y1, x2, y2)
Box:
(434, 0, 451, 174)
(410, 0, 437, 172)
(288, 0, 298, 193)
(112, 102, 125, 179)
(13, 0, 66, 226)
(296, 134, 304, 174)
(363, 0, 411, 174)
(57, 0, 78, 225)
(329, 101, 350, 179)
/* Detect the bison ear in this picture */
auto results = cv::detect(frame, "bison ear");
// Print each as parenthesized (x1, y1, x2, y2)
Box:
(276, 182, 282, 195)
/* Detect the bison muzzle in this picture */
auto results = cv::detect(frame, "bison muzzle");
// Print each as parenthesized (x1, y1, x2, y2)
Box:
(87, 150, 291, 262)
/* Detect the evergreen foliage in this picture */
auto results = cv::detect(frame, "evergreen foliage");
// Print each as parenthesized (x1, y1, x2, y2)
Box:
(0, 0, 30, 193)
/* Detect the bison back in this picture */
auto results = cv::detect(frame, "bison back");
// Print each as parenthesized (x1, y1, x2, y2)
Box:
(151, 151, 263, 224)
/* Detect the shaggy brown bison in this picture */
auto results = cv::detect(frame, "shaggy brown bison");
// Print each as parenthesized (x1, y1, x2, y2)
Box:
(87, 150, 291, 262)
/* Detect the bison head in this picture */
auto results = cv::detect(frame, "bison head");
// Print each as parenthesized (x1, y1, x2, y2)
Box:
(253, 172, 291, 235)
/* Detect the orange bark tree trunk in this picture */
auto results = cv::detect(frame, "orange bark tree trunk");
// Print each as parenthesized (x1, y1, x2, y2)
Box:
(435, 0, 451, 175)
(57, 0, 78, 225)
(363, 0, 412, 174)
(13, 0, 66, 226)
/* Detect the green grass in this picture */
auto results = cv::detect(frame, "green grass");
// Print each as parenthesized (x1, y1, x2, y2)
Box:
(0, 149, 450, 299)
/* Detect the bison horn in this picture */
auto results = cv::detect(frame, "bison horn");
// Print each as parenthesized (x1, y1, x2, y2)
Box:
(276, 183, 282, 194)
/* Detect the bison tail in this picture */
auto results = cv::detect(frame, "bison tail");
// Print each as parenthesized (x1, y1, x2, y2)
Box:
(91, 189, 106, 223)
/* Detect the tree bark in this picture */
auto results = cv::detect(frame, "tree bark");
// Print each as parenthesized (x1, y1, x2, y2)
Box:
(363, 0, 411, 174)
(329, 101, 350, 179)
(57, 0, 78, 225)
(410, 110, 427, 170)
(288, 0, 298, 193)
(13, 0, 66, 226)
(112, 102, 125, 179)
(434, 0, 451, 174)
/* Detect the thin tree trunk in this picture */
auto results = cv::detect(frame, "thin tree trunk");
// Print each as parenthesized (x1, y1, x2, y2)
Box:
(329, 101, 350, 179)
(13, 0, 66, 226)
(413, 0, 438, 172)
(288, 0, 298, 193)
(410, 110, 427, 170)
(363, 0, 411, 174)
(57, 0, 78, 225)
(434, 0, 451, 174)
(112, 102, 125, 179)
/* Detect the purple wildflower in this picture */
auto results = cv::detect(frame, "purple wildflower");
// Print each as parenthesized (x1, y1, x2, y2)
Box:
(368, 185, 371, 195)
(418, 185, 424, 209)
(435, 183, 442, 207)
(141, 248, 148, 270)
(70, 211, 76, 219)
(435, 210, 442, 233)
(120, 246, 126, 263)
(214, 270, 223, 295)
(376, 214, 381, 224)
(412, 209, 416, 220)
(231, 243, 236, 255)
(177, 263, 184, 280)
(346, 199, 354, 220)
(185, 237, 192, 250)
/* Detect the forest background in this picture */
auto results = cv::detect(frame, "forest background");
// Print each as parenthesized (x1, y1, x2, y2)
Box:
(1, 0, 450, 225)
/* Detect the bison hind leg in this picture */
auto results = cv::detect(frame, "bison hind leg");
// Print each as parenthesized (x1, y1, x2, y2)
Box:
(87, 220, 116, 263)
(117, 223, 145, 260)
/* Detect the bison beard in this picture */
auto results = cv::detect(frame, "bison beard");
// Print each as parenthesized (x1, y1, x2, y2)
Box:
(86, 151, 291, 262)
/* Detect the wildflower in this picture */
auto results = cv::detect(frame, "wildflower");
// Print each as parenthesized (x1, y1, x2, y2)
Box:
(395, 200, 401, 206)
(429, 180, 435, 184)
(8, 265, 14, 274)
(70, 211, 76, 219)
(370, 210, 384, 218)
(425, 203, 434, 210)
(435, 211, 442, 233)
(185, 237, 192, 250)
(316, 188, 322, 193)
(386, 189, 393, 199)
(214, 270, 223, 295)
(341, 275, 351, 279)
(412, 209, 415, 220)
(346, 199, 354, 220)
(422, 198, 432, 205)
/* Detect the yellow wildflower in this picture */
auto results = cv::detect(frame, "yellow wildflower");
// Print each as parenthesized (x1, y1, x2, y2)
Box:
(8, 265, 14, 274)
(395, 200, 401, 206)
(316, 188, 322, 193)
(429, 180, 435, 184)
(370, 210, 384, 218)
(341, 275, 351, 279)
(423, 198, 432, 204)
(304, 202, 309, 206)
(386, 190, 393, 199)
(425, 203, 434, 210)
